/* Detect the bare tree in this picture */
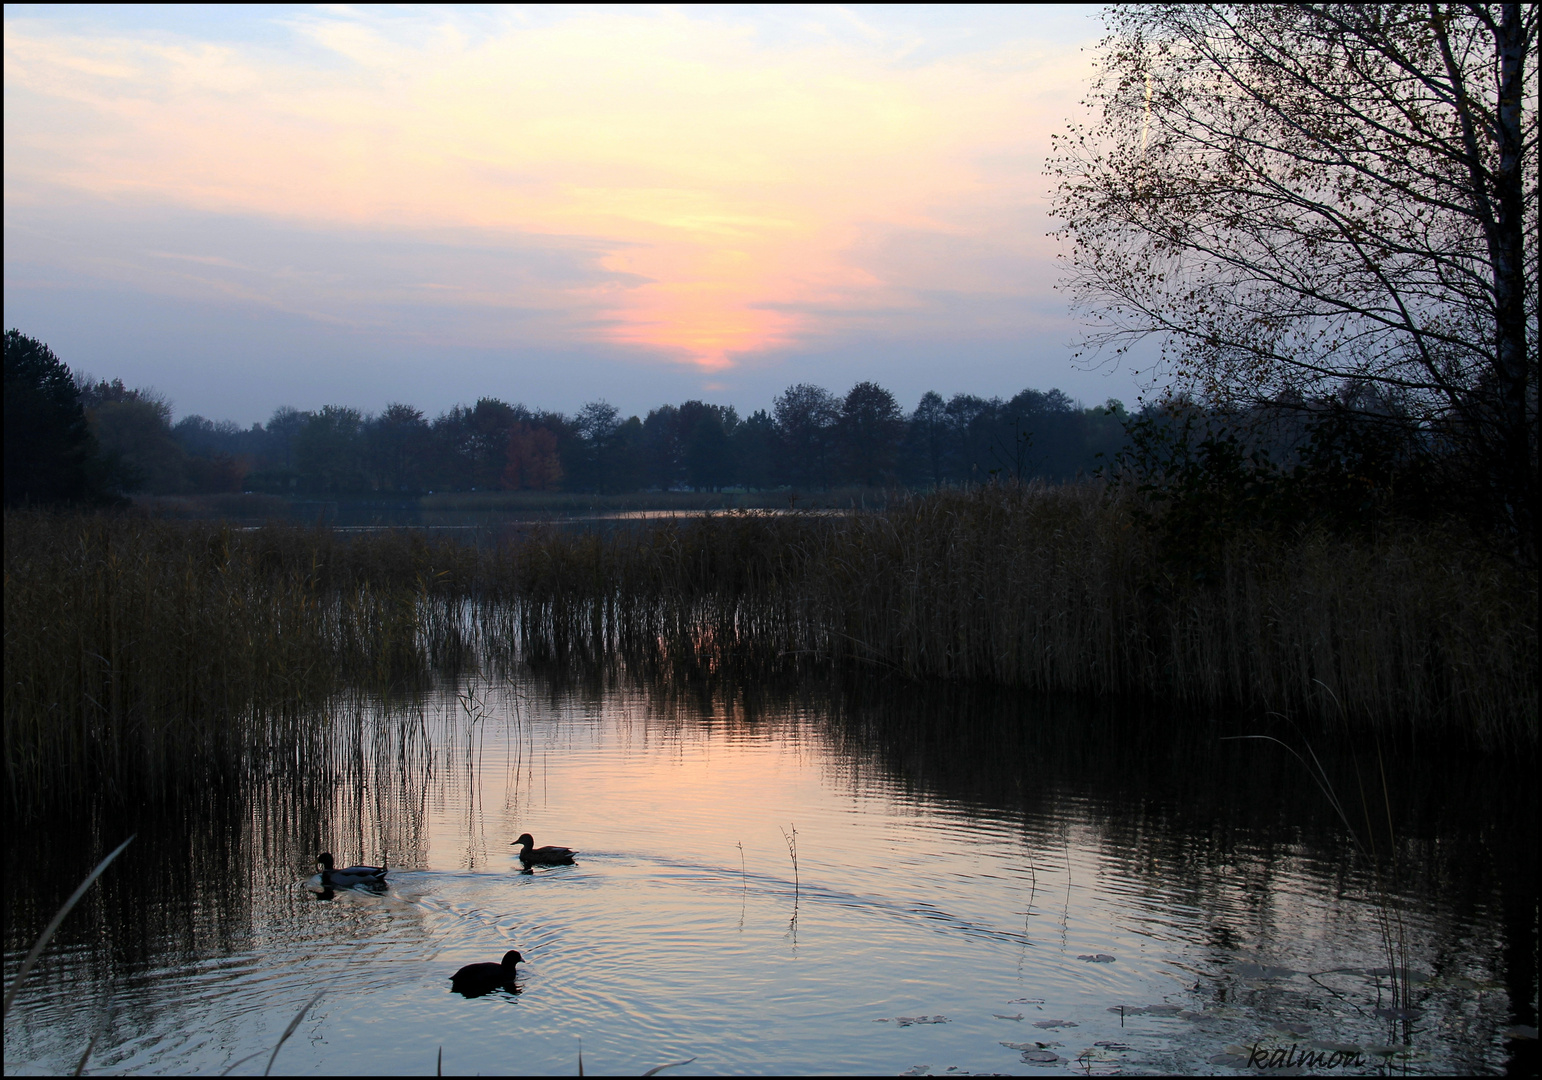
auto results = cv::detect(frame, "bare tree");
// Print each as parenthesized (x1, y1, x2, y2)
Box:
(1051, 4, 1537, 552)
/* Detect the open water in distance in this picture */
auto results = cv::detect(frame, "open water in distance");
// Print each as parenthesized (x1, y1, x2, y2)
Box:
(5, 673, 1536, 1075)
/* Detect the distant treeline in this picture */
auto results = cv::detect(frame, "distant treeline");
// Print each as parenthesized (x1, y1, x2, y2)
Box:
(7, 331, 1132, 497)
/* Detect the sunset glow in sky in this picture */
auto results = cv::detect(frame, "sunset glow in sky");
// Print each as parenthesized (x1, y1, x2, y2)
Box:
(3, 5, 1139, 423)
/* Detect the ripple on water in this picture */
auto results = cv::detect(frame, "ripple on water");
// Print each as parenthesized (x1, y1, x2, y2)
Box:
(3, 680, 1527, 1076)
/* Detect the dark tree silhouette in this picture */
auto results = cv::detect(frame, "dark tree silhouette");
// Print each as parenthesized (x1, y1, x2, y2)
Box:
(774, 383, 839, 489)
(3, 330, 102, 505)
(294, 405, 365, 494)
(837, 381, 905, 486)
(682, 403, 735, 491)
(904, 391, 949, 487)
(1052, 3, 1538, 556)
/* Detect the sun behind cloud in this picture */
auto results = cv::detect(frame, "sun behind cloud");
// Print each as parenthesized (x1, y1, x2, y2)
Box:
(3, 6, 1097, 371)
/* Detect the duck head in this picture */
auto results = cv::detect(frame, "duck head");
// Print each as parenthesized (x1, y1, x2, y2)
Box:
(316, 852, 336, 871)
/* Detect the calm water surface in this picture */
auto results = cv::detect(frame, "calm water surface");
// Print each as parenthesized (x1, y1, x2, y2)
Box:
(5, 673, 1536, 1075)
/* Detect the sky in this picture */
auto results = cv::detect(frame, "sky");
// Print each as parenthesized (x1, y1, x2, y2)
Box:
(3, 4, 1151, 426)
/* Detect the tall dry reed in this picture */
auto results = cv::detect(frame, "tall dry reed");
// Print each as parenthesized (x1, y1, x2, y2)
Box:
(5, 487, 1535, 813)
(3, 513, 474, 811)
(501, 485, 1536, 741)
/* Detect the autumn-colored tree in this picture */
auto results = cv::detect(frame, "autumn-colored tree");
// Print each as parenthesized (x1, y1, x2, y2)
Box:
(502, 423, 563, 490)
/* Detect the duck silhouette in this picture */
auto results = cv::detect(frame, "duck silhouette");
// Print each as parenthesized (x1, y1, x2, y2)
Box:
(512, 834, 577, 866)
(450, 950, 524, 998)
(315, 852, 388, 889)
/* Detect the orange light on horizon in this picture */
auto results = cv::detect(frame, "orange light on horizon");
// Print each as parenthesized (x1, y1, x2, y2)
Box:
(2, 8, 1097, 370)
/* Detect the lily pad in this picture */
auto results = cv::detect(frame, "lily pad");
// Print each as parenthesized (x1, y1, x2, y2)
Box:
(1019, 1049, 1062, 1064)
(1270, 1023, 1312, 1037)
(1308, 1040, 1362, 1054)
(1208, 1052, 1250, 1067)
(1077, 953, 1117, 963)
(993, 1013, 1025, 1021)
(1033, 1019, 1079, 1029)
(876, 1015, 950, 1027)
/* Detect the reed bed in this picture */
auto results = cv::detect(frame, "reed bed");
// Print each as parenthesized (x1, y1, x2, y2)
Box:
(5, 485, 1535, 811)
(3, 512, 473, 811)
(503, 484, 1536, 742)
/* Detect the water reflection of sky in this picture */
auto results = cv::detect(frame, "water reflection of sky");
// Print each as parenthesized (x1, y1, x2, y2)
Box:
(4, 674, 1534, 1075)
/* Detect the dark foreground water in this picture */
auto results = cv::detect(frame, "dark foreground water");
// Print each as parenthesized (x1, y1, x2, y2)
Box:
(5, 673, 1537, 1075)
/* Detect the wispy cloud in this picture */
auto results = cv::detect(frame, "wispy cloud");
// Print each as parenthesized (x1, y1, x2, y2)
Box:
(4, 5, 1101, 375)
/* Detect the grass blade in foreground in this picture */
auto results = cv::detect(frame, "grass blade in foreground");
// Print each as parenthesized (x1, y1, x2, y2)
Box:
(642, 1056, 698, 1076)
(264, 990, 326, 1076)
(2, 834, 135, 1019)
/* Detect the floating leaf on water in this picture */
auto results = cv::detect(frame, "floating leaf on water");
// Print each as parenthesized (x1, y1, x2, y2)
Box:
(1008, 998, 1045, 1005)
(879, 1015, 950, 1027)
(1032, 1020, 1078, 1029)
(993, 1013, 1025, 1021)
(1077, 953, 1116, 963)
(1000, 1042, 1040, 1051)
(1308, 1040, 1362, 1054)
(1107, 1005, 1147, 1016)
(1019, 1050, 1062, 1064)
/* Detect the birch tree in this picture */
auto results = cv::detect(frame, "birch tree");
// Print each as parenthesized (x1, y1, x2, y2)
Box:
(1051, 4, 1537, 552)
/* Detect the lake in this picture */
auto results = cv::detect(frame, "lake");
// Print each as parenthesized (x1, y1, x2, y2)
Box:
(4, 669, 1536, 1075)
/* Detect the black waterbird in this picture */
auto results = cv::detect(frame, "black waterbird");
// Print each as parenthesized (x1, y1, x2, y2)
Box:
(315, 852, 388, 888)
(512, 833, 577, 865)
(450, 950, 524, 998)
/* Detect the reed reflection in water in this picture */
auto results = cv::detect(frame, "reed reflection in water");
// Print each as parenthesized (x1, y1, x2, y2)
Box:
(3, 669, 1535, 1075)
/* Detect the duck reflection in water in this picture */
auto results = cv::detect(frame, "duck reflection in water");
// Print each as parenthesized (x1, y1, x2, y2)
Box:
(450, 951, 524, 998)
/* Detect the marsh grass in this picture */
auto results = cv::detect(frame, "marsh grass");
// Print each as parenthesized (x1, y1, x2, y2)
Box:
(3, 512, 481, 813)
(6, 483, 1534, 811)
(505, 484, 1536, 741)
(1226, 730, 1419, 1033)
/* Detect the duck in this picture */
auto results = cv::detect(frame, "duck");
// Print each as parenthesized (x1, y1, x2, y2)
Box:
(315, 852, 388, 888)
(511, 833, 577, 865)
(450, 950, 524, 997)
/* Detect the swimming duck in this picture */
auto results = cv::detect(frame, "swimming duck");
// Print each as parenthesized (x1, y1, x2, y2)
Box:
(511, 833, 577, 865)
(450, 950, 524, 997)
(315, 852, 388, 888)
